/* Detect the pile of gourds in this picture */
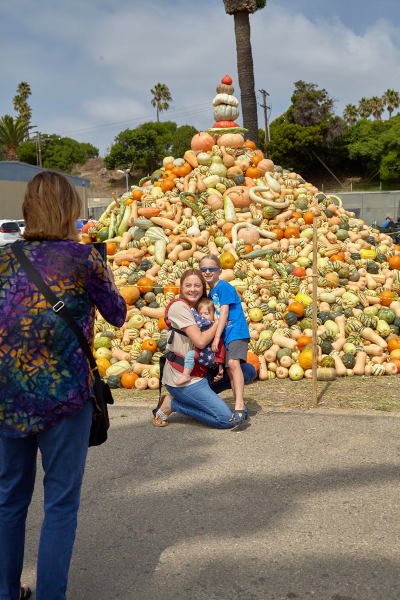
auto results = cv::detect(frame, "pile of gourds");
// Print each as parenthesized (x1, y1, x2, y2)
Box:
(82, 77, 400, 390)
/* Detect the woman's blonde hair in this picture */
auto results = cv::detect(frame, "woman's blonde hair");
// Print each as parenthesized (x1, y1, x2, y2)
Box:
(23, 170, 82, 241)
(179, 269, 207, 300)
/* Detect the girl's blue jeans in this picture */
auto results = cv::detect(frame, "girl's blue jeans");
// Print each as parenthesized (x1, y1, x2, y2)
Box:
(166, 363, 256, 429)
(0, 399, 93, 600)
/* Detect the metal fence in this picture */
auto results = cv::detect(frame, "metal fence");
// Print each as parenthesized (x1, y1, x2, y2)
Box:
(335, 191, 400, 226)
(88, 198, 112, 221)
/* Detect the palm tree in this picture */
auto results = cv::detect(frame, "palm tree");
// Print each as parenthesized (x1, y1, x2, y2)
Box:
(343, 104, 358, 126)
(150, 83, 173, 122)
(383, 89, 400, 119)
(222, 0, 267, 146)
(370, 96, 385, 120)
(358, 97, 373, 119)
(0, 115, 35, 161)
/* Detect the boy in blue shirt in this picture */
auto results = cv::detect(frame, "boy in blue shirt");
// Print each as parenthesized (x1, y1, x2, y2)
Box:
(199, 255, 250, 425)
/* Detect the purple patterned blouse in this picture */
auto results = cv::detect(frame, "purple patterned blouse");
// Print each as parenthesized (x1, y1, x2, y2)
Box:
(0, 240, 127, 438)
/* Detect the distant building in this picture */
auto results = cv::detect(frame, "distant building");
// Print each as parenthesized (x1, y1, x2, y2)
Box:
(0, 162, 90, 219)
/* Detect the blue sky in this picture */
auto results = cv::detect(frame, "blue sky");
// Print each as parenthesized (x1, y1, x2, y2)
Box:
(1, 0, 400, 156)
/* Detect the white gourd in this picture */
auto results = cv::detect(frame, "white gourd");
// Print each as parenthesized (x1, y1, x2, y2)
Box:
(212, 94, 240, 108)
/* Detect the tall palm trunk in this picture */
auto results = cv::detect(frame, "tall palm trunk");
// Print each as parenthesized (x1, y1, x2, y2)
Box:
(6, 148, 19, 161)
(233, 11, 258, 144)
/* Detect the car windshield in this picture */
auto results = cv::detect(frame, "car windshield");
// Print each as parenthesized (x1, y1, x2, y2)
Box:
(0, 222, 20, 232)
(17, 221, 25, 226)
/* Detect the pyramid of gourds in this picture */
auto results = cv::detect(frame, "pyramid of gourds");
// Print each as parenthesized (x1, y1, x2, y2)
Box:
(83, 75, 400, 390)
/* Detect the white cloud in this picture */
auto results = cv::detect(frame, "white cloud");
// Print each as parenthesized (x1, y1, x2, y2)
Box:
(1, 0, 400, 155)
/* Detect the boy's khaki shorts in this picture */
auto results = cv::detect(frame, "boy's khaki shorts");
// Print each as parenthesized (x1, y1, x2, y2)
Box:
(225, 339, 250, 367)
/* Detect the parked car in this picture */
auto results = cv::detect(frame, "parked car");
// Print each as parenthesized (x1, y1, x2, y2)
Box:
(0, 220, 21, 247)
(16, 220, 25, 235)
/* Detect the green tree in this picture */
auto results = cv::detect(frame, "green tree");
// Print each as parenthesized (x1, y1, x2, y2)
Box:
(0, 115, 35, 161)
(13, 82, 32, 138)
(150, 83, 173, 122)
(222, 0, 267, 146)
(171, 125, 198, 158)
(346, 115, 400, 181)
(382, 89, 400, 119)
(358, 97, 372, 119)
(343, 104, 358, 125)
(291, 80, 335, 126)
(370, 96, 385, 120)
(16, 135, 98, 172)
(105, 121, 177, 174)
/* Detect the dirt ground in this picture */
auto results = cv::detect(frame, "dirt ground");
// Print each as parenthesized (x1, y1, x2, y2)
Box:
(111, 376, 400, 413)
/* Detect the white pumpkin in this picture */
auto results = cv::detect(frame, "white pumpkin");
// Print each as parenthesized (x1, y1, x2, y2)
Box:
(212, 94, 240, 108)
(214, 104, 240, 122)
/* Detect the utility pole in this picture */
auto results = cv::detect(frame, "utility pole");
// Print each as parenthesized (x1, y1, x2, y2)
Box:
(37, 132, 42, 167)
(258, 89, 271, 157)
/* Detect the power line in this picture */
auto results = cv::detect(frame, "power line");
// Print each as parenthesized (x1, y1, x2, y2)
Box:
(58, 102, 211, 136)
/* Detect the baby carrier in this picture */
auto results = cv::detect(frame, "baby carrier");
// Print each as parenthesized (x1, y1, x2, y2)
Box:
(158, 299, 225, 395)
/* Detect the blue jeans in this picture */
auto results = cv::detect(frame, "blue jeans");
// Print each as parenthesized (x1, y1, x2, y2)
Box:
(166, 363, 256, 429)
(0, 399, 93, 600)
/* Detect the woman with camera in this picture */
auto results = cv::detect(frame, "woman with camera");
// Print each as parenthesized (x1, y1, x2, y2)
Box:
(0, 171, 126, 600)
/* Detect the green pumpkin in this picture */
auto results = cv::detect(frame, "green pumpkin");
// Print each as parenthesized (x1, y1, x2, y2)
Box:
(393, 316, 400, 329)
(377, 308, 396, 324)
(321, 356, 335, 368)
(350, 253, 361, 261)
(127, 272, 139, 284)
(262, 205, 280, 219)
(300, 318, 313, 331)
(339, 278, 349, 286)
(376, 254, 387, 263)
(277, 348, 292, 360)
(157, 338, 168, 352)
(342, 353, 356, 369)
(318, 312, 330, 324)
(339, 222, 350, 231)
(365, 236, 376, 245)
(329, 311, 341, 320)
(153, 285, 164, 296)
(107, 375, 121, 389)
(324, 210, 333, 219)
(150, 169, 163, 183)
(144, 292, 156, 303)
(137, 350, 153, 364)
(294, 196, 309, 211)
(148, 301, 160, 308)
(320, 340, 333, 354)
(135, 298, 145, 308)
(181, 242, 191, 250)
(284, 311, 298, 327)
(338, 267, 349, 279)
(343, 308, 354, 318)
(349, 271, 360, 282)
(235, 270, 247, 280)
(139, 259, 153, 272)
(234, 175, 246, 186)
(303, 344, 313, 351)
(366, 261, 379, 274)
(390, 324, 400, 335)
(336, 229, 348, 241)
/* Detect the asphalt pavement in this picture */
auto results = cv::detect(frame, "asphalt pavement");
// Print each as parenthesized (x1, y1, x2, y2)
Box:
(21, 401, 400, 600)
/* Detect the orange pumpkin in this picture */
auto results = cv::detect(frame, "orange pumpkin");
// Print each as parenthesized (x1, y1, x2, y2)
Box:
(225, 230, 232, 242)
(388, 338, 400, 353)
(120, 286, 140, 305)
(330, 254, 344, 262)
(292, 212, 302, 221)
(180, 163, 192, 176)
(388, 255, 400, 269)
(125, 197, 133, 205)
(251, 155, 262, 166)
(137, 277, 154, 294)
(220, 252, 236, 269)
(142, 339, 157, 354)
(244, 140, 256, 150)
(299, 349, 313, 370)
(303, 211, 315, 225)
(158, 317, 167, 330)
(121, 261, 130, 267)
(244, 245, 253, 254)
(380, 290, 394, 306)
(161, 179, 175, 193)
(389, 359, 400, 373)
(132, 189, 143, 201)
(284, 226, 299, 239)
(289, 301, 305, 317)
(246, 351, 260, 371)
(246, 166, 261, 179)
(164, 162, 174, 171)
(121, 373, 139, 389)
(106, 242, 116, 255)
(297, 336, 312, 351)
(270, 228, 283, 240)
(325, 272, 339, 287)
(255, 149, 264, 158)
(171, 167, 181, 176)
(164, 284, 179, 296)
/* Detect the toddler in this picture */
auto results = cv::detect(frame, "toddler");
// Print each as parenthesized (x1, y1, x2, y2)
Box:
(175, 299, 221, 385)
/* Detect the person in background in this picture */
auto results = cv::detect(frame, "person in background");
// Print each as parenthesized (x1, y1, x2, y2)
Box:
(75, 218, 84, 233)
(0, 170, 126, 600)
(382, 216, 391, 227)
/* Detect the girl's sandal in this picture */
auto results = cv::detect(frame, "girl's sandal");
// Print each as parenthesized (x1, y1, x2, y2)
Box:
(152, 395, 169, 427)
(229, 405, 248, 427)
(20, 586, 31, 600)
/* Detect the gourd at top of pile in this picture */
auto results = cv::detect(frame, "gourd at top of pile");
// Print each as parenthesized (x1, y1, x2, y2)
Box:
(82, 74, 400, 387)
(210, 74, 245, 135)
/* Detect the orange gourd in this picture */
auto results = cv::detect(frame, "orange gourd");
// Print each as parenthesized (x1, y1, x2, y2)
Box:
(292, 212, 302, 221)
(163, 284, 179, 296)
(161, 179, 175, 193)
(289, 301, 304, 317)
(158, 317, 167, 330)
(330, 254, 344, 262)
(244, 140, 256, 150)
(121, 373, 139, 389)
(297, 335, 312, 351)
(106, 242, 116, 255)
(142, 339, 157, 354)
(246, 166, 261, 179)
(120, 286, 140, 305)
(164, 162, 174, 171)
(132, 189, 143, 201)
(270, 228, 283, 240)
(284, 227, 300, 239)
(303, 212, 314, 225)
(246, 352, 260, 371)
(138, 207, 161, 218)
(299, 349, 313, 370)
(388, 256, 400, 269)
(251, 155, 262, 166)
(380, 290, 394, 306)
(389, 359, 400, 373)
(388, 338, 400, 353)
(220, 252, 236, 269)
(244, 245, 253, 254)
(137, 277, 154, 294)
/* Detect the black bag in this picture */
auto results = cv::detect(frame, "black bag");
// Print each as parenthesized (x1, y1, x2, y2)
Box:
(11, 241, 114, 447)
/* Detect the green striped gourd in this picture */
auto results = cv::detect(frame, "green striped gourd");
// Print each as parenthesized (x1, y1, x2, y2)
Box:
(321, 356, 335, 368)
(151, 352, 163, 364)
(371, 364, 385, 376)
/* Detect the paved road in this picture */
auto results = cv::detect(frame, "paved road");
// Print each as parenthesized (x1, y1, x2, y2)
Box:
(22, 402, 400, 600)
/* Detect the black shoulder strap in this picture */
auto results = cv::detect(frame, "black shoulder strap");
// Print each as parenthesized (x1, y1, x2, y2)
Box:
(10, 241, 97, 372)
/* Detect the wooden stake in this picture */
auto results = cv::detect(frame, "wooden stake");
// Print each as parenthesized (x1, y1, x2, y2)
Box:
(312, 215, 318, 406)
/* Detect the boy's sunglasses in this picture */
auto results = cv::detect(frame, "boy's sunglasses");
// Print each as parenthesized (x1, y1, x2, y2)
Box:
(199, 266, 219, 273)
